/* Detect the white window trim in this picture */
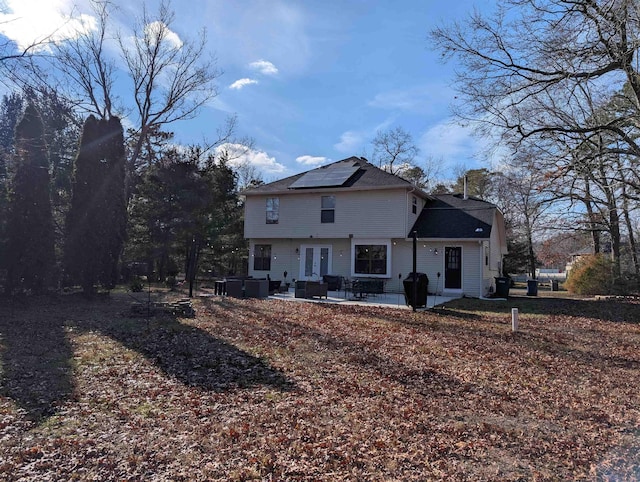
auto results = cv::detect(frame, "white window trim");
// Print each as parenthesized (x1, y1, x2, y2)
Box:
(266, 197, 279, 224)
(350, 238, 392, 278)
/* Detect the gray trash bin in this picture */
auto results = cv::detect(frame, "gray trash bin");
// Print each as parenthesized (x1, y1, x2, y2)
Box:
(403, 272, 429, 308)
(494, 277, 510, 298)
(527, 279, 538, 296)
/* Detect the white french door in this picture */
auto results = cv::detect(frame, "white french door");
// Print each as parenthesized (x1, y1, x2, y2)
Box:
(299, 244, 332, 280)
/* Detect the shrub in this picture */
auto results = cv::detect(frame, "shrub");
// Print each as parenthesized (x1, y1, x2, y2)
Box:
(130, 276, 144, 292)
(565, 254, 614, 295)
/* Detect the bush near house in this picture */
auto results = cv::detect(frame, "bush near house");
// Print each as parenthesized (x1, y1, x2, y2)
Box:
(565, 254, 615, 295)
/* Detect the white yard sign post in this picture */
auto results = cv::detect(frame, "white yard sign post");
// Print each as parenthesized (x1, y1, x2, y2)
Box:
(512, 308, 519, 332)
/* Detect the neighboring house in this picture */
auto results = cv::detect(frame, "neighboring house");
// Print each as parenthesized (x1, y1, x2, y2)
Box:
(565, 247, 594, 273)
(242, 156, 507, 297)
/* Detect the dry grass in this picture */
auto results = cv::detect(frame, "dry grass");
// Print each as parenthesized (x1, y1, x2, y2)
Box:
(1, 291, 640, 480)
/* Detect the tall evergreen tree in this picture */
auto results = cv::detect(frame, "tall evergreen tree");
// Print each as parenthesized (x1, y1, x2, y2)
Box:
(99, 116, 127, 288)
(0, 94, 25, 268)
(4, 103, 56, 294)
(126, 148, 241, 284)
(64, 115, 126, 292)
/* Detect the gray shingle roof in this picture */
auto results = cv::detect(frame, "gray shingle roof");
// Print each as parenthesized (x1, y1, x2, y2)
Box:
(410, 194, 497, 239)
(242, 156, 420, 195)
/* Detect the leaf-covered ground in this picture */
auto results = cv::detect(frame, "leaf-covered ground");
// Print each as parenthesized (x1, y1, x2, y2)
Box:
(1, 292, 640, 480)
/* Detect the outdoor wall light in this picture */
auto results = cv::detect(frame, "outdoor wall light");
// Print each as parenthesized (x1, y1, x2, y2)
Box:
(434, 248, 438, 255)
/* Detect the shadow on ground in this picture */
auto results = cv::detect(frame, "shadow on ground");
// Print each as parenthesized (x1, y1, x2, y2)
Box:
(0, 295, 75, 423)
(0, 292, 293, 423)
(443, 294, 639, 324)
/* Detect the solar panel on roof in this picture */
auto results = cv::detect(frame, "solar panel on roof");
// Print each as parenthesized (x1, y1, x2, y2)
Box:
(289, 165, 360, 189)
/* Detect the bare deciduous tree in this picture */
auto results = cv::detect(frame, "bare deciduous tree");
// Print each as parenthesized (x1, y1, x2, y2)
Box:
(372, 126, 419, 175)
(432, 0, 640, 286)
(54, 0, 117, 120)
(119, 1, 222, 171)
(431, 0, 640, 154)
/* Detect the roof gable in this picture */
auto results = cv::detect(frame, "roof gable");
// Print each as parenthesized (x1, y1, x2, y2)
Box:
(410, 194, 497, 239)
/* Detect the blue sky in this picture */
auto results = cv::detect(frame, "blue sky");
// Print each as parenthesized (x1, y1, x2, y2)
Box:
(0, 0, 494, 181)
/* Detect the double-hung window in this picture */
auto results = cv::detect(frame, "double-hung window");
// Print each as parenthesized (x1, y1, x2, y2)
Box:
(253, 244, 271, 271)
(266, 197, 279, 224)
(321, 195, 335, 223)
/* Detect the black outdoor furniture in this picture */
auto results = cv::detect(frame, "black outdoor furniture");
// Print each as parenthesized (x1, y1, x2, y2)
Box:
(351, 279, 384, 299)
(268, 280, 281, 295)
(295, 280, 329, 299)
(322, 275, 343, 291)
(224, 276, 269, 299)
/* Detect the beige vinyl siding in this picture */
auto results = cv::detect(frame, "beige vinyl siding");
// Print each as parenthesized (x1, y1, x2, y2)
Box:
(244, 189, 410, 239)
(462, 242, 482, 297)
(248, 238, 352, 281)
(391, 240, 484, 297)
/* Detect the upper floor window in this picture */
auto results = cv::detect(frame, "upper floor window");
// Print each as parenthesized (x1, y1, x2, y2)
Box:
(321, 195, 335, 223)
(412, 196, 417, 214)
(266, 197, 279, 224)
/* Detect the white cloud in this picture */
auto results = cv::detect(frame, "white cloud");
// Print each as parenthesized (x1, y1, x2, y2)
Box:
(215, 143, 286, 175)
(296, 155, 328, 166)
(334, 130, 365, 153)
(144, 21, 183, 49)
(0, 0, 96, 51)
(229, 78, 259, 90)
(249, 59, 278, 75)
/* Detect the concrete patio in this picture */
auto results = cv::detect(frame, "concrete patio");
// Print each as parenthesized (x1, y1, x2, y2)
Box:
(268, 288, 460, 310)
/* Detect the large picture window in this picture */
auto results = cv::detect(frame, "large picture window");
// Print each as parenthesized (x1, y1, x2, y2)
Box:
(354, 244, 387, 275)
(253, 244, 271, 271)
(266, 197, 279, 224)
(321, 195, 335, 223)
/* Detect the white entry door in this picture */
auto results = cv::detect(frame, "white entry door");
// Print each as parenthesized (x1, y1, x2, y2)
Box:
(299, 245, 332, 280)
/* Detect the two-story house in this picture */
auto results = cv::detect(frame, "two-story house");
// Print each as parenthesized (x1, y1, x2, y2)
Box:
(242, 156, 507, 297)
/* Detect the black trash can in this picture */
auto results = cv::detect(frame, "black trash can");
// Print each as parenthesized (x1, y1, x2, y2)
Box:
(403, 272, 429, 308)
(494, 276, 510, 298)
(527, 279, 538, 296)
(551, 280, 559, 291)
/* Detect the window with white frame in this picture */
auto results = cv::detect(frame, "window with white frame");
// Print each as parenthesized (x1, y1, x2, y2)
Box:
(354, 243, 388, 275)
(321, 195, 335, 223)
(412, 196, 417, 214)
(266, 197, 279, 224)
